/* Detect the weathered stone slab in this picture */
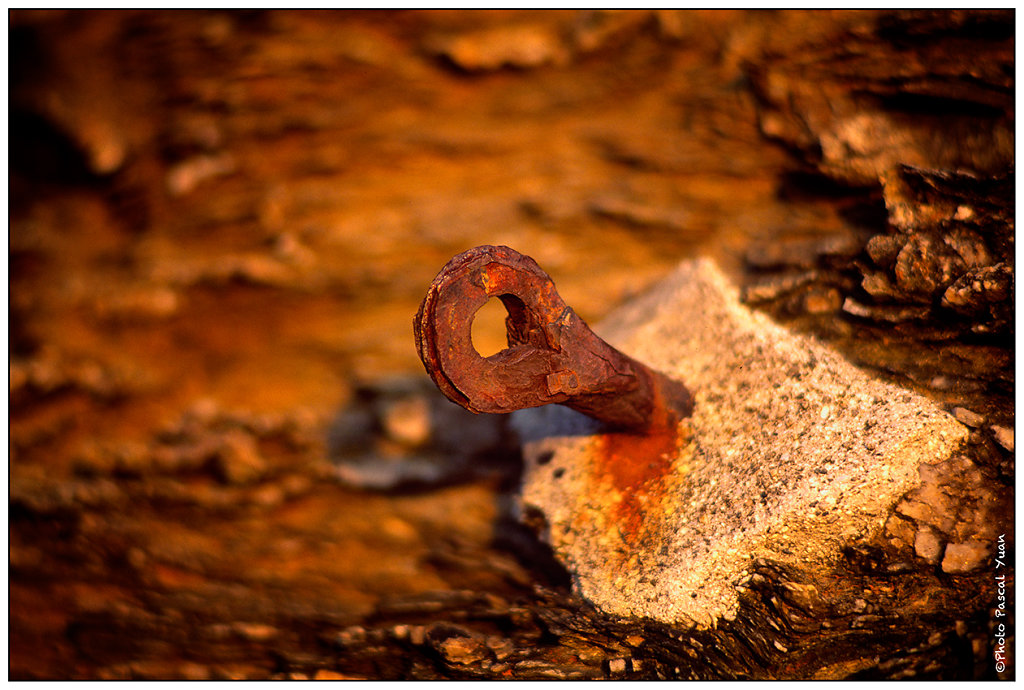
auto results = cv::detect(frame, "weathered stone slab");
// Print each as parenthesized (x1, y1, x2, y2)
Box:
(513, 258, 968, 628)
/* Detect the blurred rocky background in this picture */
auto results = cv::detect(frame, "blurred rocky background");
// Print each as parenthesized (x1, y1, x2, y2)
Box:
(9, 10, 1013, 679)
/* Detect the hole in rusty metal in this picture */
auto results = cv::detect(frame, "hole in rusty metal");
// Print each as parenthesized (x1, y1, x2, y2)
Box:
(471, 297, 510, 358)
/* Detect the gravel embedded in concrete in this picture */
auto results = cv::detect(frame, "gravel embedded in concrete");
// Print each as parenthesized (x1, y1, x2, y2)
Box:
(514, 258, 969, 627)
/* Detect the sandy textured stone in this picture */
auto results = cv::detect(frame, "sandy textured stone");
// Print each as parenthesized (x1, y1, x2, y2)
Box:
(914, 527, 943, 564)
(514, 258, 969, 627)
(952, 407, 984, 428)
(941, 541, 990, 574)
(991, 425, 1014, 452)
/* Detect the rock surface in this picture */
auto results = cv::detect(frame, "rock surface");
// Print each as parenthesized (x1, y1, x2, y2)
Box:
(516, 257, 969, 626)
(10, 9, 1012, 680)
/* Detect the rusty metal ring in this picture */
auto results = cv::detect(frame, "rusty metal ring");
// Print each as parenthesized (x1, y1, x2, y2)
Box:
(415, 245, 568, 412)
(415, 245, 693, 431)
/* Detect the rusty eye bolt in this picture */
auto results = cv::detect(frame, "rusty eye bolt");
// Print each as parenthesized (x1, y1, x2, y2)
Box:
(414, 245, 694, 432)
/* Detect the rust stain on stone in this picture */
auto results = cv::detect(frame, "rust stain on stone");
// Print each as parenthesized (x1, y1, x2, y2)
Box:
(593, 424, 688, 549)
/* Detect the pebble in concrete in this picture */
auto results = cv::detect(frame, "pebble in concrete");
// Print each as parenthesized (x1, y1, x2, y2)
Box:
(514, 258, 969, 627)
